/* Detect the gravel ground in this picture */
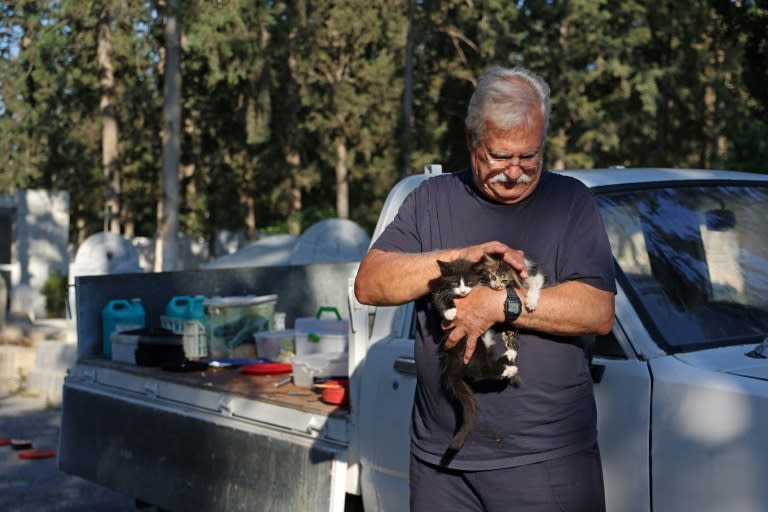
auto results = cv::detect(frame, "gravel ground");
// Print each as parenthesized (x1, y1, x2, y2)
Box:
(0, 392, 139, 512)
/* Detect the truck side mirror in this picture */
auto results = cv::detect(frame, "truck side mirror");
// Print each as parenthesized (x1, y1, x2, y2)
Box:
(705, 209, 735, 231)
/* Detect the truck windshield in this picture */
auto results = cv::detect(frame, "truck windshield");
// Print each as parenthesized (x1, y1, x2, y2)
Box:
(595, 182, 768, 353)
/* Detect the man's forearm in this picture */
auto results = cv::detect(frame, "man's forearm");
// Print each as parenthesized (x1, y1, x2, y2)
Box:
(354, 249, 446, 306)
(354, 242, 533, 307)
(442, 280, 614, 362)
(355, 249, 462, 306)
(514, 281, 615, 336)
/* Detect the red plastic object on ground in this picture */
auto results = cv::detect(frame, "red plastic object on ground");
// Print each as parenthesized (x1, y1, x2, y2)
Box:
(18, 448, 56, 460)
(0, 438, 11, 446)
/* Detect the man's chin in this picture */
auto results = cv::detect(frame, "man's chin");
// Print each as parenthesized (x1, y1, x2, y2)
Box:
(487, 184, 526, 203)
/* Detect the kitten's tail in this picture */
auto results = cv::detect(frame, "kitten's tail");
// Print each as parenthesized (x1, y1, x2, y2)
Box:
(444, 357, 477, 451)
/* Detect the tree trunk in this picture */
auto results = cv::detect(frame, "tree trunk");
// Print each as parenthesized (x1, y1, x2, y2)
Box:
(400, 0, 415, 179)
(285, 3, 303, 235)
(240, 149, 256, 241)
(156, 0, 181, 271)
(335, 140, 349, 219)
(551, 127, 567, 170)
(286, 149, 302, 235)
(98, 6, 121, 234)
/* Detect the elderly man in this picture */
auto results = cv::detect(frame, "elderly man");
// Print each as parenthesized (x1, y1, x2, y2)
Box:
(355, 66, 615, 511)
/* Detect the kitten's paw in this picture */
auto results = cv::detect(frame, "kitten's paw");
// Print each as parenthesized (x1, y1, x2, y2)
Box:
(524, 293, 539, 312)
(504, 348, 518, 363)
(502, 364, 519, 379)
(523, 274, 545, 311)
(443, 308, 457, 321)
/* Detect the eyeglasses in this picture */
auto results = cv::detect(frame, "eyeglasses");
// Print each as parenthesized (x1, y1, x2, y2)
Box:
(476, 144, 542, 172)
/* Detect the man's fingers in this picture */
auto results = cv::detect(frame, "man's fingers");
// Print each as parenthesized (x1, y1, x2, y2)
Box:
(442, 321, 459, 349)
(472, 242, 528, 278)
(444, 330, 476, 365)
(463, 337, 477, 364)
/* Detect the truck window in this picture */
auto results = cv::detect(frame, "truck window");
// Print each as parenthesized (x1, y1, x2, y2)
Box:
(596, 182, 768, 353)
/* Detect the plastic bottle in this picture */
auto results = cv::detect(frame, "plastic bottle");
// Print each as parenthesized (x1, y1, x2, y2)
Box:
(101, 298, 146, 358)
(273, 312, 286, 331)
(187, 295, 206, 324)
(165, 296, 192, 319)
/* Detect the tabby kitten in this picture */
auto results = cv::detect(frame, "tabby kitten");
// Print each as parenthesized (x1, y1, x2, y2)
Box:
(432, 253, 545, 452)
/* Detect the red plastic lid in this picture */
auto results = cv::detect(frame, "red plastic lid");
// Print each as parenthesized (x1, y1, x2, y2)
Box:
(18, 449, 56, 460)
(240, 363, 293, 375)
(0, 438, 11, 446)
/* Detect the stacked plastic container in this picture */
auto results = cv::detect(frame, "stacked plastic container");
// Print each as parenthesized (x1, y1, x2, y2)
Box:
(291, 307, 349, 387)
(204, 294, 277, 359)
(161, 295, 208, 360)
(252, 311, 295, 361)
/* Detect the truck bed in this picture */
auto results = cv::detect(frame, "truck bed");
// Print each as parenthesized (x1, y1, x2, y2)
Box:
(60, 358, 350, 511)
(59, 263, 358, 510)
(76, 358, 346, 415)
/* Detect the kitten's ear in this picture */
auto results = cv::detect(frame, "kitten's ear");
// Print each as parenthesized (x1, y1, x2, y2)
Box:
(482, 253, 494, 264)
(436, 260, 450, 273)
(473, 259, 488, 273)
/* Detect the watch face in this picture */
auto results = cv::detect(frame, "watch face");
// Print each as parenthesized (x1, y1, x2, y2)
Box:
(506, 289, 521, 315)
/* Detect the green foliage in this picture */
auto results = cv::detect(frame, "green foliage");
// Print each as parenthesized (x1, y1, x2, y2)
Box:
(42, 270, 68, 318)
(0, 0, 766, 251)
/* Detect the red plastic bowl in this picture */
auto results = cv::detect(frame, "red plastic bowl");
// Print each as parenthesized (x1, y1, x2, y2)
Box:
(320, 379, 349, 406)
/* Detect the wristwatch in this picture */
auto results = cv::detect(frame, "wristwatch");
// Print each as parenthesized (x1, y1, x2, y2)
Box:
(503, 286, 522, 328)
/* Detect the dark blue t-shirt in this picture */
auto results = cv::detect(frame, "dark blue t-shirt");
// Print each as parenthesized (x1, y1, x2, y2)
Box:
(371, 168, 616, 470)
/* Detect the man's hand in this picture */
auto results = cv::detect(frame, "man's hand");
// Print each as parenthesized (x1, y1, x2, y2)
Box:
(457, 241, 529, 278)
(442, 285, 507, 363)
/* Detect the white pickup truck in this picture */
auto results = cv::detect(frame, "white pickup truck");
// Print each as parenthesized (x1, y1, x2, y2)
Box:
(60, 165, 768, 512)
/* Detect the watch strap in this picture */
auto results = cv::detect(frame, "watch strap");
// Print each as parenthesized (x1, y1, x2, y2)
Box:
(503, 285, 522, 328)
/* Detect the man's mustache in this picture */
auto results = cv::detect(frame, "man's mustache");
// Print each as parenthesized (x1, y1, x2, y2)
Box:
(489, 172, 531, 185)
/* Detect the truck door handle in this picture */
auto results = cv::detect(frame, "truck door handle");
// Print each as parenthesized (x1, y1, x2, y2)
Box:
(590, 363, 606, 384)
(394, 357, 416, 376)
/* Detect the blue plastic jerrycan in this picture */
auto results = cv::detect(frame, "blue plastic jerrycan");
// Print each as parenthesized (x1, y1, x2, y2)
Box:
(101, 298, 146, 358)
(166, 295, 192, 319)
(166, 295, 206, 323)
(187, 295, 206, 324)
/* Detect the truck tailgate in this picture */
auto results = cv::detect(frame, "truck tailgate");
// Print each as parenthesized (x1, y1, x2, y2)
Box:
(59, 360, 349, 511)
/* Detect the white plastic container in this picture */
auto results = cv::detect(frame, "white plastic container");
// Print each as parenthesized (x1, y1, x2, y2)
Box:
(294, 307, 348, 356)
(111, 328, 182, 365)
(111, 334, 141, 364)
(291, 352, 348, 388)
(253, 330, 295, 360)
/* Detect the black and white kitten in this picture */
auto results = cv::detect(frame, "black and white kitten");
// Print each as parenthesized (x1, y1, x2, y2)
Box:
(431, 253, 545, 451)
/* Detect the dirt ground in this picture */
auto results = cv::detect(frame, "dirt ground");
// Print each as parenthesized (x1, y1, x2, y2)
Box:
(0, 391, 139, 512)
